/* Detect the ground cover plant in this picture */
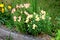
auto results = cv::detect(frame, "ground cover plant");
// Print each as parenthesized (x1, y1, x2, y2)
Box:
(0, 0, 60, 39)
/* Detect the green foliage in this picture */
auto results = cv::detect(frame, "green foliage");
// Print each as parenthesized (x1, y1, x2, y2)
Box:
(0, 0, 60, 36)
(11, 5, 52, 35)
(55, 30, 60, 40)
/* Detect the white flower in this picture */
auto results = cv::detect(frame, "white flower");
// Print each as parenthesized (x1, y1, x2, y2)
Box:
(11, 8, 16, 13)
(28, 14, 33, 19)
(26, 15, 33, 21)
(41, 10, 46, 15)
(35, 14, 40, 21)
(26, 16, 29, 20)
(24, 11, 29, 16)
(18, 16, 21, 22)
(29, 15, 33, 18)
(13, 16, 17, 21)
(19, 4, 24, 8)
(24, 3, 30, 8)
(32, 24, 37, 29)
(40, 10, 46, 20)
(25, 19, 29, 23)
(41, 15, 45, 20)
(35, 17, 40, 21)
(25, 16, 30, 23)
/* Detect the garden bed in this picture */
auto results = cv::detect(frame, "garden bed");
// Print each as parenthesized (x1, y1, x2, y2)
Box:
(0, 0, 60, 40)
(0, 25, 51, 40)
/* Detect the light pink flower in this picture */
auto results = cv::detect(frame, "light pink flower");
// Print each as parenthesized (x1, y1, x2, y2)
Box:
(24, 3, 30, 8)
(13, 16, 17, 21)
(16, 4, 19, 8)
(11, 8, 16, 13)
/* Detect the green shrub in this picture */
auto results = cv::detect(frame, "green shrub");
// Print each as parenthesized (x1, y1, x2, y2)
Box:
(11, 4, 52, 35)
